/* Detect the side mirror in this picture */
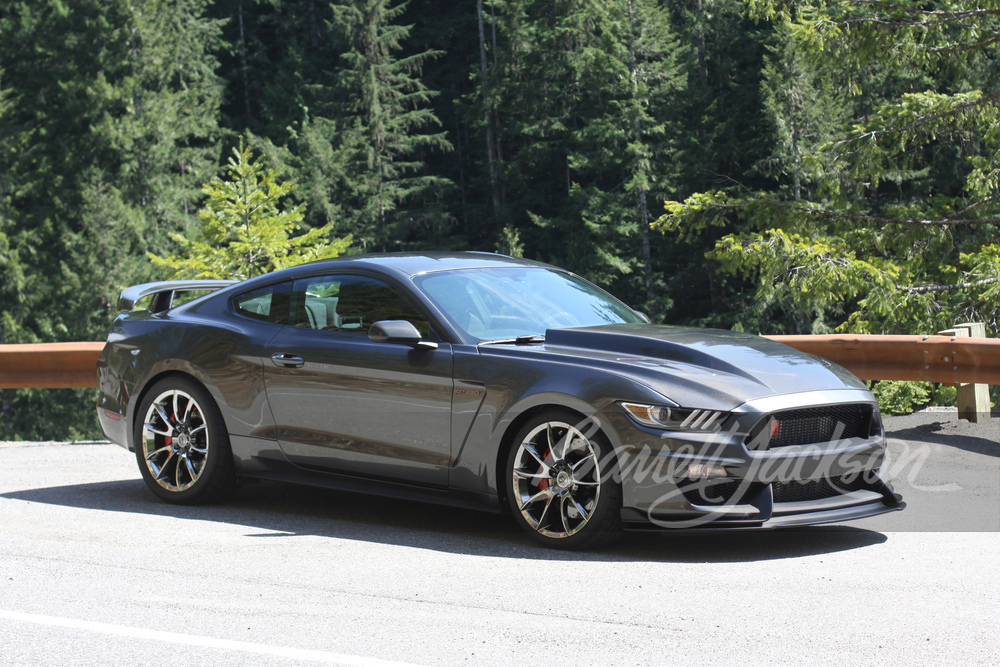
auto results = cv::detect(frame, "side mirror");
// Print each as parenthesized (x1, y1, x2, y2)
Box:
(368, 320, 438, 350)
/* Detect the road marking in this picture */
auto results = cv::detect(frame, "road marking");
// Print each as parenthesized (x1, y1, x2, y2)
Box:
(0, 609, 421, 666)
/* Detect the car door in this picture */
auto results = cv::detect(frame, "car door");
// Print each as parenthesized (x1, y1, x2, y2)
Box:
(261, 273, 453, 487)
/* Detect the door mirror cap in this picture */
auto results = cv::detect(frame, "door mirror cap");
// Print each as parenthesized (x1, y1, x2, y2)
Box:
(368, 320, 438, 349)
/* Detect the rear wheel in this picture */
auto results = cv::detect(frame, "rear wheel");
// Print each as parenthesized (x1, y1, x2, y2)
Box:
(133, 377, 238, 504)
(505, 412, 623, 549)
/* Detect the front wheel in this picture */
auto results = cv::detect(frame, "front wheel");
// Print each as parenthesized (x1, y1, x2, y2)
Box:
(505, 412, 623, 549)
(133, 377, 238, 505)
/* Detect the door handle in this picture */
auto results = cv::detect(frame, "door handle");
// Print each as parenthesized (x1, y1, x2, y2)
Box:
(271, 353, 305, 368)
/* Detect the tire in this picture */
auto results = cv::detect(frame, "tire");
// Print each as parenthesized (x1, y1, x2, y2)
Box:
(505, 411, 623, 549)
(133, 377, 239, 505)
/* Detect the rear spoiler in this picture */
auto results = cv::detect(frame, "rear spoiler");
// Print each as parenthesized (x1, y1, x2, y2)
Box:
(118, 280, 237, 313)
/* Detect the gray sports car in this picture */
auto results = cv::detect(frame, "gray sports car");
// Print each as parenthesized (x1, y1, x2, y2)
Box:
(97, 252, 903, 549)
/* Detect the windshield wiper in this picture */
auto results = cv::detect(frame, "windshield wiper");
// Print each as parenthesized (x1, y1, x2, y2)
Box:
(479, 334, 546, 345)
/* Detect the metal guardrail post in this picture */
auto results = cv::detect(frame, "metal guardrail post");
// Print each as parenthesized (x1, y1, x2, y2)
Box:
(938, 323, 991, 423)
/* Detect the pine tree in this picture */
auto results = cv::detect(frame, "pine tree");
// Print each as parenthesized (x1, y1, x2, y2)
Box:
(660, 0, 1000, 335)
(484, 0, 684, 315)
(151, 139, 351, 280)
(0, 0, 225, 439)
(330, 0, 453, 251)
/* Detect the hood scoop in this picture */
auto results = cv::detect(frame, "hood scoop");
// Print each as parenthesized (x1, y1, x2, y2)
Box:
(545, 325, 767, 383)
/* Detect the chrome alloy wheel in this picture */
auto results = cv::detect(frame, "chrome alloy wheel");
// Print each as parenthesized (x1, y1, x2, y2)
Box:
(140, 389, 210, 492)
(511, 420, 603, 539)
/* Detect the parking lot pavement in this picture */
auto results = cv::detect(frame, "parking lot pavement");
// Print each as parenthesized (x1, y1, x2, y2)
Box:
(0, 414, 997, 666)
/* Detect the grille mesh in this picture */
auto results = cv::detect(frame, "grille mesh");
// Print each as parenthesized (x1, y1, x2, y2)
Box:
(747, 404, 872, 449)
(772, 474, 873, 503)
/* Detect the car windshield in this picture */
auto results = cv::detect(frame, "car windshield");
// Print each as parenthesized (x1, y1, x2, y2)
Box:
(415, 267, 643, 343)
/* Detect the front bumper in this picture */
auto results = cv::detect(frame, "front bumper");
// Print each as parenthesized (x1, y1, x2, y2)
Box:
(604, 389, 905, 530)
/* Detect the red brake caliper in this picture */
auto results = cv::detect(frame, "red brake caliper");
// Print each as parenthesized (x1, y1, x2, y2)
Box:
(538, 447, 551, 491)
(164, 412, 176, 447)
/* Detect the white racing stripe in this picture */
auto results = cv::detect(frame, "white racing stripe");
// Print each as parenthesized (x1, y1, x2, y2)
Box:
(0, 609, 422, 666)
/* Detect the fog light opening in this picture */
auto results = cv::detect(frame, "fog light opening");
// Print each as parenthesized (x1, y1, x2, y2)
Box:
(687, 464, 729, 479)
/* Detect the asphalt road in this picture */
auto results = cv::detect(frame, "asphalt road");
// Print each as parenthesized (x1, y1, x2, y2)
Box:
(1, 411, 997, 666)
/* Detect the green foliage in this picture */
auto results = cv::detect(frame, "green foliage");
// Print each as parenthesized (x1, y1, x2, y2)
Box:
(330, 0, 453, 251)
(659, 1, 1000, 335)
(870, 381, 930, 416)
(495, 225, 524, 257)
(5, 1, 999, 440)
(480, 0, 686, 315)
(150, 139, 351, 280)
(0, 0, 226, 440)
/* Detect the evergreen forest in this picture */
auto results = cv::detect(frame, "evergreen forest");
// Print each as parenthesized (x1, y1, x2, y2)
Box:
(1, 1, 998, 439)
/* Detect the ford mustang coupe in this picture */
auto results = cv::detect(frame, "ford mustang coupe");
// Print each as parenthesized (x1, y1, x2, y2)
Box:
(97, 252, 904, 548)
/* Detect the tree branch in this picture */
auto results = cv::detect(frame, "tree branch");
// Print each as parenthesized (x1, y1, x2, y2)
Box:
(827, 89, 1000, 153)
(695, 199, 1000, 227)
(905, 277, 1000, 294)
(926, 34, 1000, 55)
(851, 2, 1000, 20)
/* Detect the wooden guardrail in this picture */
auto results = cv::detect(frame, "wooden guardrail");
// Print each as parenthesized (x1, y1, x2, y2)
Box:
(0, 342, 105, 389)
(767, 334, 1000, 385)
(0, 334, 998, 389)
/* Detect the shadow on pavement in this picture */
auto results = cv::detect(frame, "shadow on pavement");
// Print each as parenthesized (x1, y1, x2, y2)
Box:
(1, 476, 887, 563)
(884, 410, 1000, 459)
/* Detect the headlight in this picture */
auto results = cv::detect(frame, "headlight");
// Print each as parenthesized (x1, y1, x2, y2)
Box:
(620, 402, 727, 432)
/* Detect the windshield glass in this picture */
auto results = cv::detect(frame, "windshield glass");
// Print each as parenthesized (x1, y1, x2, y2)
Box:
(415, 267, 642, 343)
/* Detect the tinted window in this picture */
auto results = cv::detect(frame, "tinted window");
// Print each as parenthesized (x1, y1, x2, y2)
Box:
(289, 274, 430, 337)
(233, 283, 290, 324)
(416, 267, 641, 342)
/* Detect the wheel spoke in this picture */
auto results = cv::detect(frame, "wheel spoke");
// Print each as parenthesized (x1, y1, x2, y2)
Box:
(153, 451, 176, 481)
(183, 455, 198, 483)
(189, 424, 207, 436)
(559, 496, 570, 534)
(571, 451, 597, 473)
(522, 487, 555, 509)
(172, 391, 181, 426)
(153, 403, 174, 433)
(522, 443, 549, 470)
(535, 494, 555, 530)
(172, 453, 183, 486)
(181, 395, 195, 423)
(545, 422, 558, 458)
(144, 423, 172, 437)
(568, 494, 591, 522)
(514, 468, 550, 480)
(572, 480, 599, 486)
(144, 445, 171, 462)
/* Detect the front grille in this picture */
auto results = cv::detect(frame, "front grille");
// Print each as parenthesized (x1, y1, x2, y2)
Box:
(746, 404, 872, 449)
(772, 474, 873, 503)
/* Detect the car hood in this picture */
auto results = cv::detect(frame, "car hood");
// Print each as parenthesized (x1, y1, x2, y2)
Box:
(535, 324, 867, 409)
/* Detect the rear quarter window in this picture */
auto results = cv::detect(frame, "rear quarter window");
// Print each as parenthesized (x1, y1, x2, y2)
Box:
(233, 283, 290, 325)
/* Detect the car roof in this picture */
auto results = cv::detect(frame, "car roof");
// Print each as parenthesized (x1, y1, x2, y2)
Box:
(241, 251, 557, 287)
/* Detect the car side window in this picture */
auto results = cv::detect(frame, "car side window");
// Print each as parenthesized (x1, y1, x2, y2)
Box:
(289, 274, 430, 337)
(233, 283, 290, 325)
